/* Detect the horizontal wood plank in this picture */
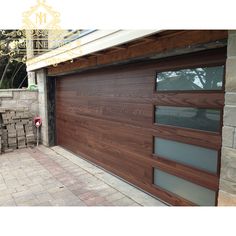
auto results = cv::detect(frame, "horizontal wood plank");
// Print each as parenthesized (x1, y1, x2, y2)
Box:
(152, 92, 225, 108)
(151, 157, 219, 191)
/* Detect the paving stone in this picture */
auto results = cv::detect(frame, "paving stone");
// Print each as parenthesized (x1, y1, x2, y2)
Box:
(14, 194, 36, 205)
(35, 192, 54, 203)
(63, 199, 86, 206)
(0, 199, 16, 206)
(36, 201, 52, 206)
(104, 192, 126, 202)
(0, 146, 165, 206)
(0, 188, 17, 196)
(14, 185, 29, 192)
(70, 187, 92, 197)
(0, 183, 8, 191)
(83, 196, 109, 206)
(112, 197, 140, 206)
(51, 189, 76, 200)
(0, 194, 14, 205)
(12, 189, 33, 198)
(29, 184, 45, 194)
(16, 198, 40, 206)
(4, 178, 19, 188)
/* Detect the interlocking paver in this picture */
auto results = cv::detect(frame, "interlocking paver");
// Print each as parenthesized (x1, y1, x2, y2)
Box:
(35, 192, 54, 203)
(112, 197, 141, 206)
(0, 146, 165, 206)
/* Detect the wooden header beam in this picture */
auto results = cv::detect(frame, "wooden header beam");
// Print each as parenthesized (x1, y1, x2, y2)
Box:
(48, 30, 228, 76)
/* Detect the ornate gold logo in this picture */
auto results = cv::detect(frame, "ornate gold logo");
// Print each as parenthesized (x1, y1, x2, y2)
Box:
(15, 0, 82, 66)
(22, 0, 60, 29)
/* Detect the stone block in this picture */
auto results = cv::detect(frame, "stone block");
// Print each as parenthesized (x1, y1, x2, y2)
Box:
(1, 100, 17, 108)
(8, 132, 17, 138)
(16, 99, 33, 108)
(234, 132, 236, 149)
(12, 91, 20, 99)
(220, 147, 236, 194)
(17, 136, 25, 141)
(225, 58, 236, 92)
(221, 147, 236, 165)
(224, 105, 236, 126)
(4, 148, 13, 153)
(220, 179, 236, 195)
(30, 102, 39, 116)
(15, 124, 24, 130)
(0, 91, 13, 98)
(218, 190, 236, 206)
(8, 137, 17, 144)
(222, 126, 234, 147)
(19, 91, 38, 100)
(17, 130, 25, 136)
(225, 92, 236, 105)
(7, 124, 15, 130)
(227, 33, 236, 57)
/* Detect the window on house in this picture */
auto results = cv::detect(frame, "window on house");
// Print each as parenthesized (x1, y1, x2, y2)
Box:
(155, 106, 221, 132)
(154, 137, 218, 173)
(156, 66, 224, 91)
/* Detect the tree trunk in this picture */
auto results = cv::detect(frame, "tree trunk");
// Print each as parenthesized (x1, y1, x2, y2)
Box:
(0, 59, 10, 88)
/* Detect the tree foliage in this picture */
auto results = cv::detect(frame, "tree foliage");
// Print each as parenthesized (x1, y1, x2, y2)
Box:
(0, 30, 28, 89)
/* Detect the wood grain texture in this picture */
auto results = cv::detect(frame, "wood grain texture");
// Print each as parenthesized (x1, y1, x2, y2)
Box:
(49, 30, 227, 76)
(55, 48, 226, 206)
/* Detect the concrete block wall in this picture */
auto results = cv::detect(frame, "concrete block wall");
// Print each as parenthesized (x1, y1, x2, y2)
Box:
(0, 89, 38, 116)
(219, 30, 236, 205)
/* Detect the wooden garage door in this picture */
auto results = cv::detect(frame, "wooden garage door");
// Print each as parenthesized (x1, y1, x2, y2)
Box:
(56, 48, 226, 206)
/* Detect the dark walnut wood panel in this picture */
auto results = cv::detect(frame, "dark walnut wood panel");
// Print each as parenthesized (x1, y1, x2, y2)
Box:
(56, 119, 152, 185)
(56, 97, 153, 127)
(151, 157, 219, 191)
(150, 185, 196, 206)
(56, 47, 225, 206)
(152, 125, 222, 150)
(56, 67, 154, 98)
(152, 92, 225, 108)
(56, 112, 153, 158)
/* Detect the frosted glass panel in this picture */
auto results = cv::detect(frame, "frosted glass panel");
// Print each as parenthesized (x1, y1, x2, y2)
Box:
(154, 169, 216, 206)
(156, 66, 224, 91)
(154, 137, 218, 173)
(155, 106, 221, 132)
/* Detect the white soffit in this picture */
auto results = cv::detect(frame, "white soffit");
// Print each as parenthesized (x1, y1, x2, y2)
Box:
(26, 29, 161, 71)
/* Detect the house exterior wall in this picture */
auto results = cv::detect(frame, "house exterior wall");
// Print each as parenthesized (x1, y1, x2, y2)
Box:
(0, 89, 38, 115)
(28, 30, 236, 205)
(219, 30, 236, 205)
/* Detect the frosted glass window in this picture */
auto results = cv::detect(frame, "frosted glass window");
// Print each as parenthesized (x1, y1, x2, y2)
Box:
(155, 106, 221, 132)
(154, 137, 218, 173)
(154, 169, 216, 206)
(156, 66, 224, 91)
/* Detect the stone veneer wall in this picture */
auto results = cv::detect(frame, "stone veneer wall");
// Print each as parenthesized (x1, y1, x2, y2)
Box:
(0, 89, 38, 116)
(36, 69, 49, 146)
(219, 30, 236, 205)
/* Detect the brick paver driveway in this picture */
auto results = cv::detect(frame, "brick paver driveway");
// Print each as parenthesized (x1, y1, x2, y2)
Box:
(0, 146, 165, 206)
